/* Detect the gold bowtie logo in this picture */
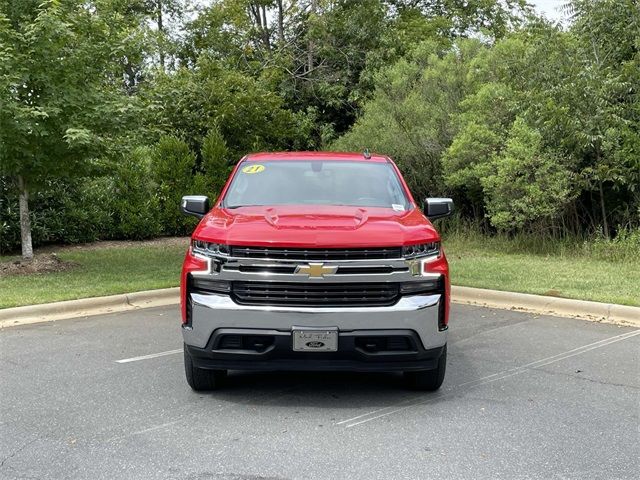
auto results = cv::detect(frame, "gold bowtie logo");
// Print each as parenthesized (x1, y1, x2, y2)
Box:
(294, 263, 338, 278)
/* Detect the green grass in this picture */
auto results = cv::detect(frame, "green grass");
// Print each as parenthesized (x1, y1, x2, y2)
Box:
(0, 244, 186, 309)
(1, 233, 638, 309)
(444, 232, 640, 307)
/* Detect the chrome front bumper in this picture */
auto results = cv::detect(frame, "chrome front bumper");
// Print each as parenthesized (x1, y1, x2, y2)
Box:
(182, 291, 447, 350)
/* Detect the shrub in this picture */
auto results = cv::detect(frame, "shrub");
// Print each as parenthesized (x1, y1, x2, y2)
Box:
(481, 119, 573, 231)
(201, 126, 231, 199)
(0, 176, 114, 254)
(585, 227, 640, 262)
(149, 137, 199, 235)
(111, 149, 162, 240)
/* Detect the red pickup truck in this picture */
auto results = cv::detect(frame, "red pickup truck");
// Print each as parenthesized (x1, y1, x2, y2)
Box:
(180, 151, 453, 391)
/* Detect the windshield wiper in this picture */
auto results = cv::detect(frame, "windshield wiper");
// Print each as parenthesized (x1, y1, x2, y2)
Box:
(225, 204, 262, 209)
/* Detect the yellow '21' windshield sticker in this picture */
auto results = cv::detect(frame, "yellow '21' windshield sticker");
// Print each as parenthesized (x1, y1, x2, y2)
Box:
(242, 164, 265, 174)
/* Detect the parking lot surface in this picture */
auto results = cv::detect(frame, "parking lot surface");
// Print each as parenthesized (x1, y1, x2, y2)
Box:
(1, 304, 638, 479)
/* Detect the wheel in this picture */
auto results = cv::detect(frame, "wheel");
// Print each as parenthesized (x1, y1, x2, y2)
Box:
(184, 344, 226, 391)
(405, 344, 447, 391)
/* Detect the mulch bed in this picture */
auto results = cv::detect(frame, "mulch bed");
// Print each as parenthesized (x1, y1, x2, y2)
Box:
(0, 254, 78, 277)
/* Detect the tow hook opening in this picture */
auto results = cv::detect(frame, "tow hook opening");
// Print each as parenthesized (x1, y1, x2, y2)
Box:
(216, 334, 275, 353)
(355, 336, 415, 354)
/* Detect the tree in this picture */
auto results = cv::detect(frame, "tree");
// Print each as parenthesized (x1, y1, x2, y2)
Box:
(387, 0, 529, 39)
(514, 1, 640, 236)
(481, 118, 573, 231)
(0, 0, 141, 259)
(144, 0, 189, 69)
(142, 57, 306, 158)
(561, 0, 640, 238)
(441, 35, 526, 219)
(333, 39, 483, 200)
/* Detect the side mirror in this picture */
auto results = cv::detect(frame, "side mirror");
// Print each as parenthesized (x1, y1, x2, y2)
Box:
(181, 195, 210, 219)
(424, 198, 454, 220)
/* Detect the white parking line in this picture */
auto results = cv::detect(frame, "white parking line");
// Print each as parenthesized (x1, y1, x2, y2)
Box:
(115, 349, 182, 363)
(338, 329, 640, 428)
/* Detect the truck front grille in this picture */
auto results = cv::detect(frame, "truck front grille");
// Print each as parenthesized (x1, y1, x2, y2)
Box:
(229, 246, 402, 261)
(232, 282, 400, 307)
(224, 265, 408, 275)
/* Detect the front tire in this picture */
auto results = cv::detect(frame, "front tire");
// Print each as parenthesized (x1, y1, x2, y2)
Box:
(405, 344, 447, 391)
(184, 344, 226, 391)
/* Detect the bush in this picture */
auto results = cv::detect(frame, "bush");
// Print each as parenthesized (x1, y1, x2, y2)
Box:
(0, 138, 207, 254)
(0, 176, 114, 254)
(149, 136, 200, 236)
(201, 127, 231, 198)
(110, 149, 163, 240)
(481, 119, 573, 231)
(585, 227, 640, 262)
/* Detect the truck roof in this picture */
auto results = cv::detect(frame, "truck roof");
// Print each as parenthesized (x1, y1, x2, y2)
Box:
(244, 151, 390, 163)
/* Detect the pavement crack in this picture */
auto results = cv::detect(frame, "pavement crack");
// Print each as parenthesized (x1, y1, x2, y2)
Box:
(533, 366, 639, 390)
(124, 294, 133, 307)
(0, 437, 39, 469)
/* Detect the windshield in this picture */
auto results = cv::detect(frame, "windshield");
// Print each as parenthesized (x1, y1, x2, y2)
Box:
(223, 160, 410, 209)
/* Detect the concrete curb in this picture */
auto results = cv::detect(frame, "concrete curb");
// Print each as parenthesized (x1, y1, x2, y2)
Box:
(0, 288, 179, 329)
(452, 286, 639, 328)
(0, 285, 637, 329)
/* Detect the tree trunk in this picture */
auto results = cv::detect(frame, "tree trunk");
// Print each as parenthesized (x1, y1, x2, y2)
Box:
(249, 3, 271, 52)
(307, 0, 316, 72)
(261, 6, 271, 51)
(573, 202, 580, 236)
(598, 179, 609, 239)
(277, 0, 285, 44)
(17, 175, 33, 261)
(157, 0, 165, 69)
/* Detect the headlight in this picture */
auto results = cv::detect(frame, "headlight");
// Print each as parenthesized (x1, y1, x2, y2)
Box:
(191, 240, 230, 257)
(402, 242, 440, 259)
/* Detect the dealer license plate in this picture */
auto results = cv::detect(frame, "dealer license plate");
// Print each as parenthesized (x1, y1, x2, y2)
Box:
(292, 328, 338, 352)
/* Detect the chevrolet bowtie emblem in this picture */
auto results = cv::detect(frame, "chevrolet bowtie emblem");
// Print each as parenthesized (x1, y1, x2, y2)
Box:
(294, 263, 338, 278)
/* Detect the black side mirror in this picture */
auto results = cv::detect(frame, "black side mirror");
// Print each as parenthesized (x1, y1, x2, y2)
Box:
(424, 198, 454, 220)
(181, 195, 210, 219)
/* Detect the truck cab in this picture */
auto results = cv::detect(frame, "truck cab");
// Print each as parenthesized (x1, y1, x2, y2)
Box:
(180, 152, 453, 391)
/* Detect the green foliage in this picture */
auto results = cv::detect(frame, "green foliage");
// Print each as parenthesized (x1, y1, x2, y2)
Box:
(178, 0, 525, 141)
(0, 0, 143, 185)
(0, 0, 638, 253)
(586, 227, 640, 262)
(110, 149, 162, 240)
(142, 59, 305, 156)
(201, 127, 231, 198)
(334, 39, 483, 200)
(0, 176, 114, 252)
(335, 1, 639, 236)
(442, 81, 517, 200)
(481, 119, 573, 230)
(148, 137, 199, 236)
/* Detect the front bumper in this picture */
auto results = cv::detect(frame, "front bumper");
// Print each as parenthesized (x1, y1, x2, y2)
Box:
(182, 292, 447, 371)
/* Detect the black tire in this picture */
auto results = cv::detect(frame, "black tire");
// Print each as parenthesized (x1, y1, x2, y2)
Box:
(405, 344, 447, 391)
(184, 344, 226, 391)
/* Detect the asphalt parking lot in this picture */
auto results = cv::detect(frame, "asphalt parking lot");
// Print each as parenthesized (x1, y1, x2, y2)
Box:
(1, 304, 638, 480)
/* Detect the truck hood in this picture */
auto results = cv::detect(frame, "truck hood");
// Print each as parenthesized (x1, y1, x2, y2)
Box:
(192, 205, 439, 248)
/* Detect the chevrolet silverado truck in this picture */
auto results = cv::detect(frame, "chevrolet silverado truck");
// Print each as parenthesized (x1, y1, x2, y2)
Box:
(180, 151, 453, 391)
